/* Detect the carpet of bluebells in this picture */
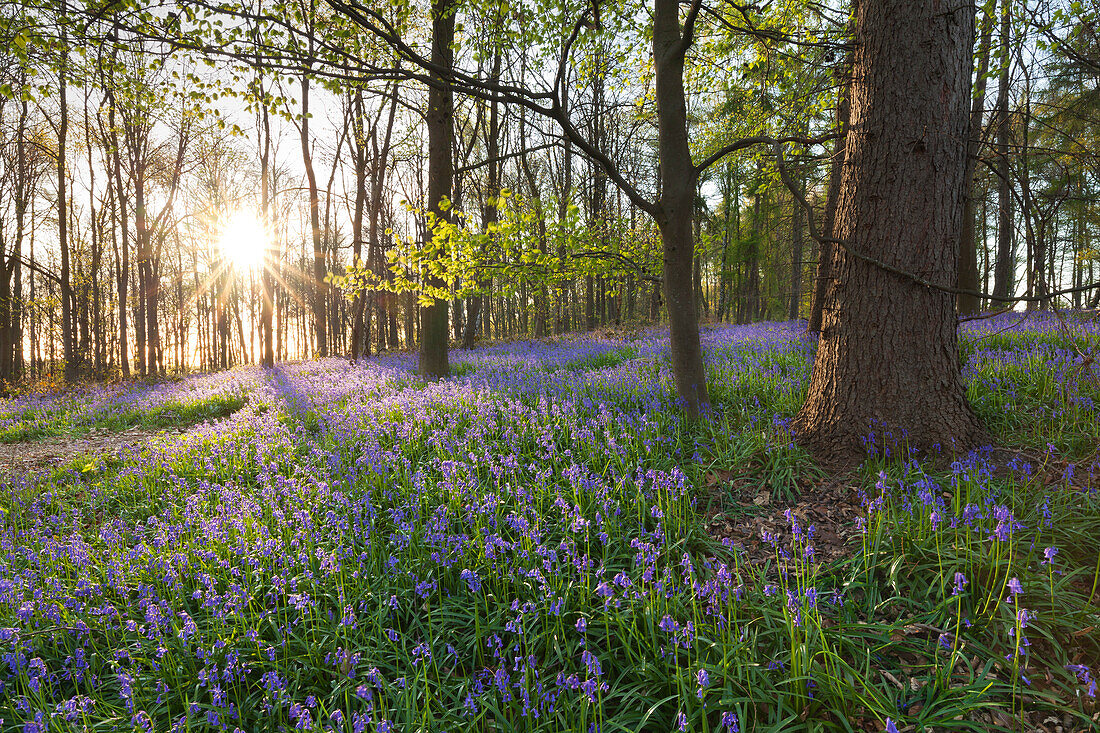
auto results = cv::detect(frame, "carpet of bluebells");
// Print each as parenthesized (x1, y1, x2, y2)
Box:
(0, 371, 250, 443)
(1, 312, 1098, 732)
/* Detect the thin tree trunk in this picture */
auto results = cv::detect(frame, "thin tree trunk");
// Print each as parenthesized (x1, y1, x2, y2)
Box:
(260, 86, 275, 367)
(957, 6, 994, 316)
(58, 34, 77, 381)
(300, 73, 328, 357)
(788, 192, 804, 320)
(107, 94, 131, 377)
(991, 0, 1014, 301)
(463, 46, 501, 349)
(808, 54, 853, 333)
(350, 91, 368, 359)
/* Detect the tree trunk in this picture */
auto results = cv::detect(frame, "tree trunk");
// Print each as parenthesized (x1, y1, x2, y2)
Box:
(794, 0, 985, 456)
(373, 85, 400, 355)
(58, 38, 77, 382)
(107, 95, 131, 378)
(957, 6, 994, 316)
(463, 47, 502, 350)
(350, 91, 368, 359)
(991, 0, 1014, 301)
(653, 0, 707, 419)
(260, 91, 275, 368)
(419, 0, 454, 379)
(788, 191, 804, 320)
(1, 98, 29, 382)
(744, 161, 763, 321)
(300, 73, 328, 358)
(808, 64, 852, 333)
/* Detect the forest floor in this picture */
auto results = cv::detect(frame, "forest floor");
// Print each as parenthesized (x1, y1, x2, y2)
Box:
(1, 314, 1098, 732)
(0, 427, 173, 483)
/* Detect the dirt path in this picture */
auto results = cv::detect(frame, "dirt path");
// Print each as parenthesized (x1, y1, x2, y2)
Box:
(0, 427, 173, 484)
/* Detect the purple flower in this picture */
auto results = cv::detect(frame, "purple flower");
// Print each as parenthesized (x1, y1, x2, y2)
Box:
(720, 711, 740, 731)
(1066, 664, 1096, 698)
(695, 667, 710, 697)
(675, 711, 687, 731)
(460, 568, 482, 592)
(952, 572, 968, 595)
(1007, 577, 1023, 597)
(885, 718, 899, 733)
(581, 649, 602, 677)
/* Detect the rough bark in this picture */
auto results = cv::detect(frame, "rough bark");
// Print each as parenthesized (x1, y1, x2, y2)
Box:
(794, 0, 985, 457)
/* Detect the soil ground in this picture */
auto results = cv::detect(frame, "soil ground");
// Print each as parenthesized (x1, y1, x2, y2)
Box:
(0, 427, 180, 484)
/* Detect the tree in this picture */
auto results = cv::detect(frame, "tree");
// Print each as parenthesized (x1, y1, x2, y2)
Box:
(328, 0, 822, 417)
(991, 0, 1015, 303)
(257, 72, 276, 368)
(293, 0, 329, 358)
(418, 0, 454, 379)
(957, 3, 994, 317)
(56, 18, 75, 380)
(792, 0, 986, 455)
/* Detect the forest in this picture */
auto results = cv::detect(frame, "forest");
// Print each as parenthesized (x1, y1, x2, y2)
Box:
(0, 0, 1098, 730)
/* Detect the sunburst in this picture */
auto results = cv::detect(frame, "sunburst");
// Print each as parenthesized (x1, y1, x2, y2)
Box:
(218, 209, 269, 270)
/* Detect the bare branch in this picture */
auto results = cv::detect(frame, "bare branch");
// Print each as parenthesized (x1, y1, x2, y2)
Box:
(771, 141, 1100, 306)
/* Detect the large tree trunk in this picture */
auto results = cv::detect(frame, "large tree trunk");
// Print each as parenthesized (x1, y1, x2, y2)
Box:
(794, 0, 985, 457)
(418, 0, 454, 379)
(653, 0, 707, 419)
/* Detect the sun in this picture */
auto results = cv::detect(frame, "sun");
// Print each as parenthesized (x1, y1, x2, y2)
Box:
(218, 210, 269, 270)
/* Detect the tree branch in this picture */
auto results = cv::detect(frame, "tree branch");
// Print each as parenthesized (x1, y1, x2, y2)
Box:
(771, 141, 1100, 306)
(694, 133, 839, 176)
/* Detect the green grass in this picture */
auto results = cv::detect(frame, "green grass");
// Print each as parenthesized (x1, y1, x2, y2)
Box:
(0, 393, 246, 443)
